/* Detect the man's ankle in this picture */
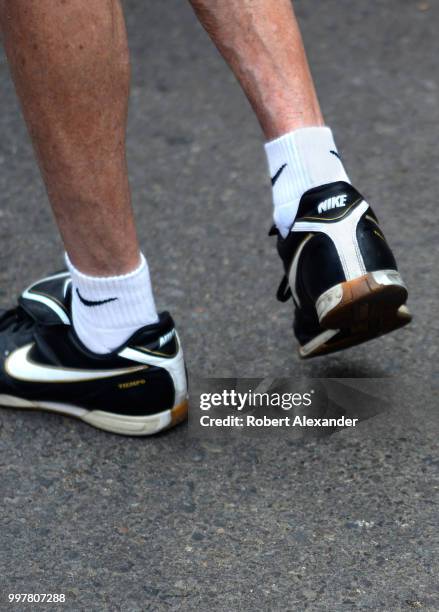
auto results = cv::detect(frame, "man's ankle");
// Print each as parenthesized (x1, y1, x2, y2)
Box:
(66, 252, 159, 354)
(265, 126, 351, 237)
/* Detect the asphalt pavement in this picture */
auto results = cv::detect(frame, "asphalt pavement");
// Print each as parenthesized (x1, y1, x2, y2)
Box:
(0, 1, 438, 610)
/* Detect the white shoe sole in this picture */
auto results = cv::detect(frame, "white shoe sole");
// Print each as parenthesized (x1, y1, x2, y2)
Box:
(0, 394, 189, 436)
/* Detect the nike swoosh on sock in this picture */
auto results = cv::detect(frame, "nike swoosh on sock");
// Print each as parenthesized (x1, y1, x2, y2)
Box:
(76, 289, 118, 307)
(271, 163, 287, 186)
(330, 150, 342, 160)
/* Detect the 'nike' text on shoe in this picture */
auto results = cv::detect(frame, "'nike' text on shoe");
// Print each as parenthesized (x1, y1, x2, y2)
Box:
(0, 272, 188, 435)
(271, 181, 412, 358)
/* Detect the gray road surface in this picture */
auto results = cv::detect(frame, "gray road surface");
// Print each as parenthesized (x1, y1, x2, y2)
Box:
(0, 1, 438, 610)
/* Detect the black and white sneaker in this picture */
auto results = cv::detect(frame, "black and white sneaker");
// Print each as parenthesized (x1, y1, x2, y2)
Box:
(271, 181, 412, 358)
(0, 272, 188, 435)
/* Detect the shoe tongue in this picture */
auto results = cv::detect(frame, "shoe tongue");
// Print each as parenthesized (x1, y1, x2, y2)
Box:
(296, 181, 363, 220)
(19, 271, 72, 326)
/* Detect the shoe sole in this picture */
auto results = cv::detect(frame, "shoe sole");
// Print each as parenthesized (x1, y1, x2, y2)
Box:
(0, 395, 189, 436)
(299, 305, 412, 359)
(316, 270, 408, 330)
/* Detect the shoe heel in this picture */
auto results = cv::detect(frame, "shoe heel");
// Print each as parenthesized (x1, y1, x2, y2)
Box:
(316, 270, 409, 330)
(170, 399, 189, 428)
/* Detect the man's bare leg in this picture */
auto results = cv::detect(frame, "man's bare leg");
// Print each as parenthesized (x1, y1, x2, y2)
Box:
(0, 0, 158, 353)
(189, 0, 323, 140)
(0, 0, 137, 276)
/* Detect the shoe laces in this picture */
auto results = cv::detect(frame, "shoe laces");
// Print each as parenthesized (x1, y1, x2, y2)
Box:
(268, 225, 293, 303)
(0, 306, 35, 333)
(276, 276, 292, 303)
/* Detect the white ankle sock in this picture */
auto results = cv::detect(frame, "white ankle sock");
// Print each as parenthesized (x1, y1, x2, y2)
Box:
(265, 126, 351, 237)
(66, 253, 159, 354)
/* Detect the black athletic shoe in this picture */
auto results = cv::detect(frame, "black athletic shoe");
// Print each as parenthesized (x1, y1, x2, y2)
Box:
(271, 181, 412, 358)
(0, 272, 188, 435)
